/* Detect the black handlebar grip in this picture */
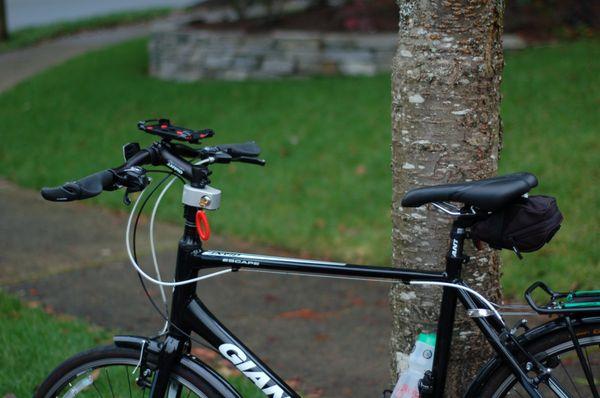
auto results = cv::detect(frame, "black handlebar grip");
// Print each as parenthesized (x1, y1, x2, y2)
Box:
(41, 170, 115, 202)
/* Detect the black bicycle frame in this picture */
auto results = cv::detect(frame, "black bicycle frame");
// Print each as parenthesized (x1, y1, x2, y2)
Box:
(147, 204, 545, 398)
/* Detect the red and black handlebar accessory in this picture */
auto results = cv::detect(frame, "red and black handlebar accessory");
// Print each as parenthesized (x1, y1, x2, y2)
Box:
(138, 119, 214, 144)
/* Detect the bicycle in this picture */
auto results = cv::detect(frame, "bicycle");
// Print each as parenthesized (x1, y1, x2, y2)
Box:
(36, 119, 599, 398)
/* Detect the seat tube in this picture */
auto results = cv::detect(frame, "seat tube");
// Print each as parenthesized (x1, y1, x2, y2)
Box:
(430, 222, 466, 398)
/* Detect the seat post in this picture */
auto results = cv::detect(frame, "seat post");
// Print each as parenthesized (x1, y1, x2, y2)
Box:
(447, 219, 468, 269)
(428, 220, 468, 398)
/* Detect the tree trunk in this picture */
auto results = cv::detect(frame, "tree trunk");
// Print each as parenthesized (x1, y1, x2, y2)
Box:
(389, 0, 504, 396)
(0, 0, 8, 42)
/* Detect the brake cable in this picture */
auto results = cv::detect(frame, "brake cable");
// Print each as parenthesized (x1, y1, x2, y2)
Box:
(132, 171, 177, 326)
(125, 161, 232, 287)
(131, 176, 218, 352)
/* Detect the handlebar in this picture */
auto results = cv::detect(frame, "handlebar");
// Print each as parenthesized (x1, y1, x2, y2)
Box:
(40, 140, 265, 203)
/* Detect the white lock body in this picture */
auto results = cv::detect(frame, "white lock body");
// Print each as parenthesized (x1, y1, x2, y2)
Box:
(181, 184, 221, 210)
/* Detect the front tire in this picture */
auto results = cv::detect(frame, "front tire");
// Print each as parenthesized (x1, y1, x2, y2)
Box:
(476, 321, 600, 397)
(35, 345, 225, 398)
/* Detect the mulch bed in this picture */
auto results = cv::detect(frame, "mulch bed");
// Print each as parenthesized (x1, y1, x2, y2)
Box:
(189, 1, 397, 33)
(188, 0, 598, 42)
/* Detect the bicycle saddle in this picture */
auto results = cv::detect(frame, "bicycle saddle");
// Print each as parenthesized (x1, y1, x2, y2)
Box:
(401, 172, 538, 211)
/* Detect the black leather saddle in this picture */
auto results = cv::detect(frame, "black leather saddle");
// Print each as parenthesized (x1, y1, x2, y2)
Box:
(401, 172, 538, 211)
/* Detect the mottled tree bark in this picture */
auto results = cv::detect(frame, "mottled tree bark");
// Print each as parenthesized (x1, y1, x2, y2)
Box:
(0, 0, 8, 42)
(389, 0, 504, 396)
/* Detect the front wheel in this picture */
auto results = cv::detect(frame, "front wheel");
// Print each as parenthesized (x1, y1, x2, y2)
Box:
(476, 320, 600, 397)
(35, 345, 226, 398)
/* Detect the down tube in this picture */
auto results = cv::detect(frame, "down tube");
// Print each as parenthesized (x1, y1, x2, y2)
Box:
(184, 296, 300, 398)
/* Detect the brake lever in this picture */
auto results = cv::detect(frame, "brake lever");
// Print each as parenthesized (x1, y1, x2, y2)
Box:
(212, 152, 233, 164)
(197, 147, 264, 165)
(115, 166, 150, 205)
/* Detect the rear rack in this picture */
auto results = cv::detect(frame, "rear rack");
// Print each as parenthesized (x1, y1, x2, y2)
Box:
(525, 281, 600, 315)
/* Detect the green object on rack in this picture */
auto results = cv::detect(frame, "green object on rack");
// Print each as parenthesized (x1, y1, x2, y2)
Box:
(560, 289, 600, 309)
(562, 301, 600, 309)
(572, 289, 600, 297)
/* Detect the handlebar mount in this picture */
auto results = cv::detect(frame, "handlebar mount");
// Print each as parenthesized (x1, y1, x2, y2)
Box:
(138, 119, 214, 143)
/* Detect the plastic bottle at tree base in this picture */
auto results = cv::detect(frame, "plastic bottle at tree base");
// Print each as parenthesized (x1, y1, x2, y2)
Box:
(391, 333, 437, 398)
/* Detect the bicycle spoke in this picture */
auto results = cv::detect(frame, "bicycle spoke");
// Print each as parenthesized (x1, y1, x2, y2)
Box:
(92, 380, 104, 398)
(105, 368, 116, 398)
(583, 346, 599, 397)
(558, 356, 583, 398)
(37, 347, 213, 398)
(125, 365, 133, 398)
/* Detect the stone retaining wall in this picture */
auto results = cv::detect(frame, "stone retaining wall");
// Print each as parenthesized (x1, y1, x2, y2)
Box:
(148, 28, 397, 81)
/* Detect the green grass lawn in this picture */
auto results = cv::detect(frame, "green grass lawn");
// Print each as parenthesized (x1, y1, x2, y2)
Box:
(0, 291, 110, 396)
(0, 8, 169, 53)
(0, 39, 597, 297)
(0, 292, 263, 397)
(498, 41, 600, 295)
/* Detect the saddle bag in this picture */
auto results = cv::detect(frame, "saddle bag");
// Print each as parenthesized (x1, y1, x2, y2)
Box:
(471, 195, 563, 255)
